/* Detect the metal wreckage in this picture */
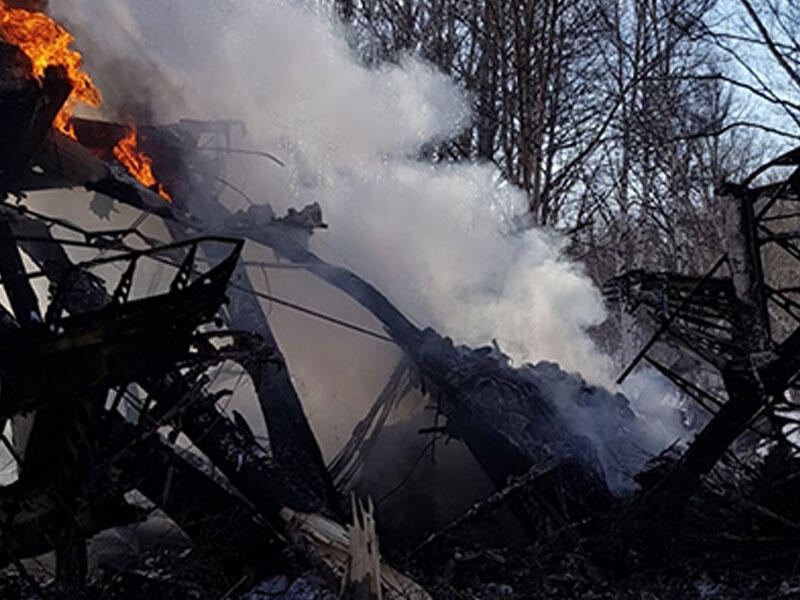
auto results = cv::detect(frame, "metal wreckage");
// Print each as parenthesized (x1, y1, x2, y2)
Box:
(5, 25, 800, 600)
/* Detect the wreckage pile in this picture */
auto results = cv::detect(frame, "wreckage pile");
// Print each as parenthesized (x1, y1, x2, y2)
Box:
(4, 8, 800, 600)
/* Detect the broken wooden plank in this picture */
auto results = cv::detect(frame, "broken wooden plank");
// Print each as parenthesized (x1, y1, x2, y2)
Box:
(280, 505, 431, 600)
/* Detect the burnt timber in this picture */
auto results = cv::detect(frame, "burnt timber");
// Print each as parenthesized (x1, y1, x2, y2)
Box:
(608, 158, 800, 510)
(3, 23, 800, 600)
(0, 44, 429, 598)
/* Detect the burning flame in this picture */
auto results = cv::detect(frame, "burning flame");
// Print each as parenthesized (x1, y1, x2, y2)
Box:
(0, 0, 101, 138)
(0, 1, 172, 201)
(113, 126, 172, 202)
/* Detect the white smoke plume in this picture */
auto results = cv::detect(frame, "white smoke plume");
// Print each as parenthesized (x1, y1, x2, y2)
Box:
(52, 0, 614, 386)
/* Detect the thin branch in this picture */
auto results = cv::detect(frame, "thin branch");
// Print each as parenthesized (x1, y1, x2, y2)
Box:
(674, 120, 800, 142)
(739, 0, 800, 91)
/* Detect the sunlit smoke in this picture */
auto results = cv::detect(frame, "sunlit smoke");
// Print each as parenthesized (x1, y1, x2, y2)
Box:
(52, 0, 615, 385)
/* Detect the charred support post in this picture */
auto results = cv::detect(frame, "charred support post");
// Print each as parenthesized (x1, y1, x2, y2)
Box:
(643, 184, 773, 495)
(0, 221, 40, 325)
(0, 218, 41, 477)
(163, 200, 339, 516)
(33, 390, 104, 595)
(224, 272, 341, 514)
(725, 182, 772, 352)
(55, 524, 88, 594)
(102, 413, 284, 583)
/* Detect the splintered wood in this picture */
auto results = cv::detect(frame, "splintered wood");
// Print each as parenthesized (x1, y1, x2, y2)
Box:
(280, 500, 431, 600)
(347, 495, 381, 600)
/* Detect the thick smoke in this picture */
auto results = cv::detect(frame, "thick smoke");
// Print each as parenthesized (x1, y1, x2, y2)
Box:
(52, 0, 615, 385)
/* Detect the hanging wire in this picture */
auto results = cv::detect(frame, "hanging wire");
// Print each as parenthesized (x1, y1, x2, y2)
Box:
(195, 147, 285, 167)
(232, 281, 395, 343)
(258, 263, 274, 317)
(187, 168, 255, 207)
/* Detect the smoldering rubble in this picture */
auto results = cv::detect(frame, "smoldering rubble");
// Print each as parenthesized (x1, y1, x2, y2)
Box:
(5, 16, 800, 600)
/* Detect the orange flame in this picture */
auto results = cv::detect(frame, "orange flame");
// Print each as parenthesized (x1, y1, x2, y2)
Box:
(0, 2, 172, 200)
(113, 126, 172, 202)
(0, 0, 101, 138)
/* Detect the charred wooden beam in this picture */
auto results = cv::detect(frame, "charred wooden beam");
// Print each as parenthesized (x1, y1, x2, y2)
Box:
(204, 209, 629, 497)
(128, 127, 342, 516)
(0, 410, 282, 583)
(2, 208, 108, 314)
(168, 381, 328, 517)
(66, 116, 340, 512)
(412, 458, 567, 556)
(629, 183, 779, 505)
(0, 42, 71, 174)
(329, 358, 416, 489)
(134, 446, 284, 582)
(0, 238, 240, 418)
(3, 123, 171, 218)
(0, 220, 39, 325)
(226, 206, 423, 349)
(98, 413, 284, 583)
(0, 483, 140, 569)
(69, 119, 636, 521)
(216, 210, 640, 510)
(209, 325, 342, 513)
(0, 233, 241, 589)
(724, 182, 772, 352)
(603, 269, 738, 319)
(666, 185, 770, 486)
(0, 219, 326, 542)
